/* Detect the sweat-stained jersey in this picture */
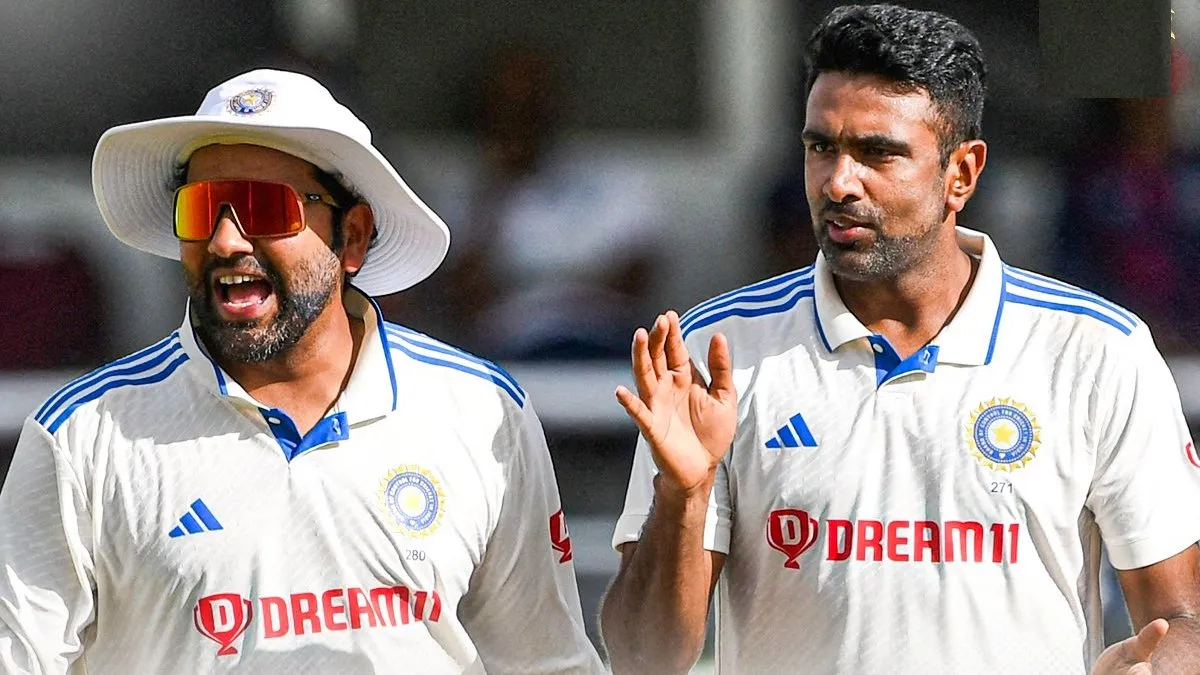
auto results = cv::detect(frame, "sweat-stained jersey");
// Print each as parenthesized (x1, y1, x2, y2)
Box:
(0, 289, 603, 675)
(614, 228, 1200, 674)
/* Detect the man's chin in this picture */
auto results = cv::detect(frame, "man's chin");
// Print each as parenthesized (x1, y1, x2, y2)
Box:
(196, 321, 286, 364)
(820, 243, 877, 280)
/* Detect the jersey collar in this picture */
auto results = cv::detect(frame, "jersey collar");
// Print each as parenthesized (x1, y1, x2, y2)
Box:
(813, 226, 1006, 366)
(178, 286, 399, 424)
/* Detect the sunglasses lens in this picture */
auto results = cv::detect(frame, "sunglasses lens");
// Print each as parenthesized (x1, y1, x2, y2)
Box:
(174, 182, 217, 241)
(238, 182, 304, 237)
(174, 181, 306, 240)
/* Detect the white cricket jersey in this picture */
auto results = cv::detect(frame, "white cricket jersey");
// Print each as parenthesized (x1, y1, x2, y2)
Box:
(614, 228, 1200, 674)
(0, 289, 603, 675)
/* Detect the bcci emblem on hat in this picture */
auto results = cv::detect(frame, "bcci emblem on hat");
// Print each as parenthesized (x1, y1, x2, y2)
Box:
(966, 398, 1041, 471)
(228, 89, 273, 115)
(379, 465, 445, 537)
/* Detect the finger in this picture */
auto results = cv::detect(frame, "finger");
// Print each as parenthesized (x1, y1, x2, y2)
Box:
(615, 385, 655, 440)
(647, 314, 670, 382)
(663, 310, 691, 373)
(706, 332, 736, 403)
(1130, 618, 1170, 662)
(630, 327, 656, 402)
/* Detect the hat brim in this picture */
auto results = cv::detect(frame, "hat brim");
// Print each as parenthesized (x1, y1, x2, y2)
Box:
(92, 116, 450, 296)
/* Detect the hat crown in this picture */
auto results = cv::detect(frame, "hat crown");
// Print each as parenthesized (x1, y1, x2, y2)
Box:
(193, 69, 371, 145)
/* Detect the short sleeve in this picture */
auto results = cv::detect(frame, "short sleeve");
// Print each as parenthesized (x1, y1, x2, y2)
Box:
(610, 436, 732, 554)
(457, 402, 604, 674)
(0, 417, 96, 674)
(1086, 326, 1200, 570)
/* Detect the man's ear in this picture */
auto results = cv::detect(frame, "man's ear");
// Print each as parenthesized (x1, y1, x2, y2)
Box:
(946, 139, 987, 213)
(340, 203, 374, 274)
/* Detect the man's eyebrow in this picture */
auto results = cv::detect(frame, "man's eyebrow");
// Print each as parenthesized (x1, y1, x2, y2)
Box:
(800, 129, 832, 144)
(853, 134, 911, 153)
(800, 130, 911, 154)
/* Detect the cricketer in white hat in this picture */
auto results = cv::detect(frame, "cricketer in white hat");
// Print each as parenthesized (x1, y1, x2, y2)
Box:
(0, 69, 603, 673)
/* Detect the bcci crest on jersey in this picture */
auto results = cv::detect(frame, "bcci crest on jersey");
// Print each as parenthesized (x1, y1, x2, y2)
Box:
(379, 465, 445, 537)
(966, 398, 1041, 471)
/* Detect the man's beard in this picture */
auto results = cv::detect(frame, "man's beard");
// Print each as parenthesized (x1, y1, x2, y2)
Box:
(813, 193, 945, 282)
(817, 224, 941, 281)
(187, 251, 341, 364)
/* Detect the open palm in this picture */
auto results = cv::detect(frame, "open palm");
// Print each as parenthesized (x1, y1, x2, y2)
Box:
(616, 311, 738, 496)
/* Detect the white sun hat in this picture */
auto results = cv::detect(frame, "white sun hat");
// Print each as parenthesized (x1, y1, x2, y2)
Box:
(91, 68, 450, 296)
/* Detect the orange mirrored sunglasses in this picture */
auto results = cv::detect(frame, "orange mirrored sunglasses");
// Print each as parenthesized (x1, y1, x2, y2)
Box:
(173, 180, 340, 241)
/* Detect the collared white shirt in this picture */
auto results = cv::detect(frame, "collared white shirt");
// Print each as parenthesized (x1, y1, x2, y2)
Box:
(0, 289, 603, 675)
(614, 228, 1200, 674)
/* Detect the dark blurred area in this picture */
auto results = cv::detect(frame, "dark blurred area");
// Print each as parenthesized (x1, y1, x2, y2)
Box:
(381, 45, 663, 360)
(2, 0, 1198, 665)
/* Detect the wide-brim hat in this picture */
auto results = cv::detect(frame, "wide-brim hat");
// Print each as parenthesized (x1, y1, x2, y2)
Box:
(91, 68, 450, 296)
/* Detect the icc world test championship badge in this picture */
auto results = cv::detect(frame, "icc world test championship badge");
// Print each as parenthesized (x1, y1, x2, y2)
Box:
(379, 465, 445, 537)
(966, 398, 1041, 471)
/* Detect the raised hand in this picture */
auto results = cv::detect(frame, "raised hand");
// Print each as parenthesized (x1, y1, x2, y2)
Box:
(615, 310, 738, 497)
(1091, 619, 1169, 675)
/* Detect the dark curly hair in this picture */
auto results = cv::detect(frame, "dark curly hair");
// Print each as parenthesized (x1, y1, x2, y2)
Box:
(805, 4, 987, 165)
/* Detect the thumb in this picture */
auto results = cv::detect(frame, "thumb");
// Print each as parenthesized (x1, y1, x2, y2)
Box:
(1129, 618, 1170, 663)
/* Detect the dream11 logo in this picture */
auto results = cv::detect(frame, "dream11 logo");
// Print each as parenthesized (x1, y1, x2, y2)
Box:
(766, 508, 1022, 567)
(767, 509, 820, 569)
(1186, 442, 1200, 469)
(194, 593, 254, 656)
(549, 509, 573, 563)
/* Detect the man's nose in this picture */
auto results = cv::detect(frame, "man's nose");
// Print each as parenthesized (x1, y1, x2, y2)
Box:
(207, 206, 254, 258)
(824, 154, 865, 204)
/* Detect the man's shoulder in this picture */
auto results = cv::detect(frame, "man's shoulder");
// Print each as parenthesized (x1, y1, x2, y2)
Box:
(380, 321, 526, 410)
(679, 266, 818, 349)
(1001, 265, 1143, 340)
(31, 331, 190, 435)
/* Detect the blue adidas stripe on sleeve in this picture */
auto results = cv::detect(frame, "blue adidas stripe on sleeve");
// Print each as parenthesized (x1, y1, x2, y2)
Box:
(384, 324, 526, 406)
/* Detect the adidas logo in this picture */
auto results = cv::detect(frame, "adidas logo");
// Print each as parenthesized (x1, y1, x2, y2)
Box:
(169, 499, 224, 538)
(765, 412, 817, 449)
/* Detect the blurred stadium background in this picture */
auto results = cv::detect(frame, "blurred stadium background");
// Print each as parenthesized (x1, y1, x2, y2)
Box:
(2, 1, 1198, 670)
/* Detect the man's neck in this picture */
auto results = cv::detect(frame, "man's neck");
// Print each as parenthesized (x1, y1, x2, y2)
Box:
(219, 296, 364, 435)
(834, 229, 977, 359)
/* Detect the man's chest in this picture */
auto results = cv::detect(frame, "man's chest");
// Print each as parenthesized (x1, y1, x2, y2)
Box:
(729, 360, 1095, 560)
(91, 418, 498, 627)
